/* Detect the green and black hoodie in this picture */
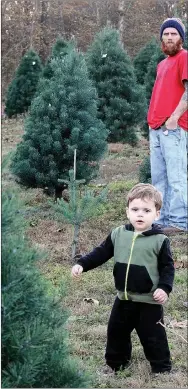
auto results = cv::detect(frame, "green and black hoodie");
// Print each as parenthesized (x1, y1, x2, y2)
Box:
(77, 224, 175, 304)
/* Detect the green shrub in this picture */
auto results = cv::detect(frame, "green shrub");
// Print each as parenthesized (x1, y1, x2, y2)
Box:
(139, 156, 151, 183)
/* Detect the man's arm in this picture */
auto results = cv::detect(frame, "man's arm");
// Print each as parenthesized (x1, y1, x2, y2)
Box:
(165, 80, 188, 129)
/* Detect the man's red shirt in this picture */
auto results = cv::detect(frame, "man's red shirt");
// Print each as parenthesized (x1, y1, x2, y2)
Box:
(147, 49, 188, 131)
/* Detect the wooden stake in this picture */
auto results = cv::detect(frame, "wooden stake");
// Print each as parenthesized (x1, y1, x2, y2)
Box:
(74, 149, 77, 180)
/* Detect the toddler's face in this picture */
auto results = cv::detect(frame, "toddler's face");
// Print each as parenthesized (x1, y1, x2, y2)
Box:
(126, 197, 160, 232)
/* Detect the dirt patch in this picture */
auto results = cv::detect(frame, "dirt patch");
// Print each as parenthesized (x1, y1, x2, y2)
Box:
(27, 219, 73, 261)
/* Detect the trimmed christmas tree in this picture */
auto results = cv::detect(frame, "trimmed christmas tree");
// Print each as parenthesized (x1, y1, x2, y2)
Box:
(86, 28, 147, 144)
(133, 38, 159, 85)
(139, 156, 151, 183)
(11, 50, 108, 199)
(5, 49, 43, 117)
(142, 46, 166, 139)
(43, 37, 75, 79)
(1, 168, 90, 388)
(145, 46, 166, 104)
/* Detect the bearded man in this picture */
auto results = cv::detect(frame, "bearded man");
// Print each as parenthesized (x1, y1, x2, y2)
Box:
(147, 18, 188, 234)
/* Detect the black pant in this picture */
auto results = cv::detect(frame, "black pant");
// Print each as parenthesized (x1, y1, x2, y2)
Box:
(105, 297, 171, 373)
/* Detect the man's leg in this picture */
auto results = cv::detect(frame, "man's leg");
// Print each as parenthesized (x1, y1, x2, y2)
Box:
(105, 298, 137, 371)
(149, 128, 168, 225)
(160, 128, 187, 230)
(136, 303, 171, 373)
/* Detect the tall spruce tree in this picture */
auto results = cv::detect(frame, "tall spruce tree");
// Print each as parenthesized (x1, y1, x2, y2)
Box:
(141, 46, 166, 139)
(1, 173, 89, 388)
(145, 46, 166, 104)
(86, 28, 147, 144)
(133, 38, 159, 85)
(43, 37, 75, 79)
(11, 50, 108, 199)
(5, 49, 43, 117)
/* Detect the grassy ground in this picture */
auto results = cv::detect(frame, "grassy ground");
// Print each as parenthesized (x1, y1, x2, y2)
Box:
(2, 118, 188, 388)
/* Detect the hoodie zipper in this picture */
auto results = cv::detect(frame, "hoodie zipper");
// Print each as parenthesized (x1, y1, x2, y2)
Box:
(124, 233, 138, 300)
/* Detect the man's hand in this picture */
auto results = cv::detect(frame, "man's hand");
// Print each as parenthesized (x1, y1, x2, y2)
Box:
(165, 115, 178, 130)
(71, 264, 83, 278)
(153, 288, 168, 304)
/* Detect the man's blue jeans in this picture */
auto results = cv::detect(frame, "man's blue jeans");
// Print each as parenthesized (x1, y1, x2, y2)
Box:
(149, 127, 187, 230)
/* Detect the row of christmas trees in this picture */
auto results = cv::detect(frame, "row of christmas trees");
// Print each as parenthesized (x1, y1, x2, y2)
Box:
(5, 27, 149, 128)
(6, 28, 146, 199)
(5, 27, 178, 200)
(5, 28, 147, 144)
(5, 26, 188, 197)
(5, 26, 188, 129)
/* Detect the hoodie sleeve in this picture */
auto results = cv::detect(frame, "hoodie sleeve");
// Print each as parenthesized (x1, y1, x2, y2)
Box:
(157, 237, 175, 295)
(76, 233, 114, 272)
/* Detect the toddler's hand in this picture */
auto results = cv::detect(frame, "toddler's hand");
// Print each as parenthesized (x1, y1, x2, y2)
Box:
(71, 264, 83, 278)
(153, 288, 168, 304)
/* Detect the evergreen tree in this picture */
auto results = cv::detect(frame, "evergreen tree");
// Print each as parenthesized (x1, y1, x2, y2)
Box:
(139, 156, 151, 183)
(5, 49, 43, 118)
(142, 46, 166, 139)
(133, 38, 159, 85)
(53, 169, 107, 259)
(11, 50, 108, 199)
(86, 28, 147, 144)
(1, 174, 89, 388)
(43, 37, 75, 79)
(145, 46, 166, 104)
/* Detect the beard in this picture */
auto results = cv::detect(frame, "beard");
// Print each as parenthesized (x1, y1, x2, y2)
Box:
(161, 38, 183, 56)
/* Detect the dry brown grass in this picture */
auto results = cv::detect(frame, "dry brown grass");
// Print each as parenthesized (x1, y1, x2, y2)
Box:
(108, 142, 126, 154)
(2, 117, 24, 157)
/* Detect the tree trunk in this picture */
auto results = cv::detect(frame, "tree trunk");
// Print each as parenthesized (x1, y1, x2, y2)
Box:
(118, 0, 125, 45)
(157, 0, 173, 17)
(96, 2, 100, 26)
(57, 0, 65, 35)
(55, 187, 63, 201)
(105, 0, 111, 27)
(39, 0, 49, 62)
(21, 0, 32, 55)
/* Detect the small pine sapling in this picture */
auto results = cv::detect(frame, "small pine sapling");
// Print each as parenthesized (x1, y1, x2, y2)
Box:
(53, 150, 107, 260)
